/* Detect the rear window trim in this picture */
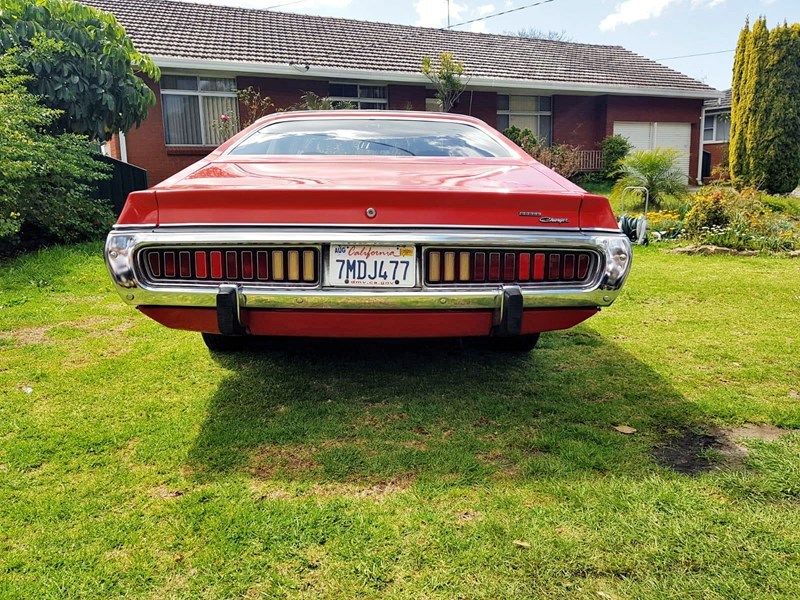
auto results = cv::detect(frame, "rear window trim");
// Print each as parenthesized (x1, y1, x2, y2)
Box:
(224, 116, 517, 159)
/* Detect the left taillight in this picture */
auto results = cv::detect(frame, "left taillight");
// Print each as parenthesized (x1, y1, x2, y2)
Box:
(140, 247, 319, 285)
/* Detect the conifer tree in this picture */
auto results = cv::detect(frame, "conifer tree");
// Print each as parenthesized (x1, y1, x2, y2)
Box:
(728, 20, 749, 182)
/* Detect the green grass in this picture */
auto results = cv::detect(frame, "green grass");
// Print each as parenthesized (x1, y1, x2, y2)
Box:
(1, 243, 800, 598)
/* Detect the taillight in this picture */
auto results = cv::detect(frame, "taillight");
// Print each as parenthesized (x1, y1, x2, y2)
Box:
(141, 247, 319, 285)
(424, 249, 595, 285)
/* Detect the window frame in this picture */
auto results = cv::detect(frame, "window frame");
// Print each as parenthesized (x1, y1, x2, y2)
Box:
(160, 74, 239, 146)
(328, 82, 389, 110)
(496, 94, 553, 145)
(704, 111, 730, 143)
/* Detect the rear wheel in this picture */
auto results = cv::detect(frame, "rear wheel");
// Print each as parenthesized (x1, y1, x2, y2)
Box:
(490, 333, 540, 352)
(201, 332, 247, 352)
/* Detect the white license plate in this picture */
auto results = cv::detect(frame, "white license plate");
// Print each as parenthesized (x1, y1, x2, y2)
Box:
(329, 245, 416, 287)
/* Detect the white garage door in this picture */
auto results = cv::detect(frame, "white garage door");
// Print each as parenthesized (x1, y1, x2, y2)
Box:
(613, 121, 691, 180)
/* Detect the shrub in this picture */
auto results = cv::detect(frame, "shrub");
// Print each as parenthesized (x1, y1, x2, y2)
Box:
(611, 148, 688, 209)
(682, 186, 799, 251)
(0, 53, 112, 251)
(502, 127, 582, 179)
(684, 186, 736, 234)
(600, 135, 632, 180)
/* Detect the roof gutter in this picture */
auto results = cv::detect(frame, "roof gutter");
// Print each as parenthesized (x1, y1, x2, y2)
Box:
(151, 55, 721, 100)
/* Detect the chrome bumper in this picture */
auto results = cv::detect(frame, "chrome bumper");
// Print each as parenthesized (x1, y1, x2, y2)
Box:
(105, 227, 632, 311)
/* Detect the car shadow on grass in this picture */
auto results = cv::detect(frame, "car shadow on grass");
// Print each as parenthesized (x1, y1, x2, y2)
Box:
(187, 326, 713, 489)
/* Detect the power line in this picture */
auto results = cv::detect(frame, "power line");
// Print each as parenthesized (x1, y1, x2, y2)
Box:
(448, 0, 558, 30)
(656, 49, 735, 61)
(265, 0, 308, 10)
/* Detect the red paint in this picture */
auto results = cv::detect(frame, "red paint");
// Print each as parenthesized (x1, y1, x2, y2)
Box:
(579, 194, 619, 230)
(117, 190, 158, 225)
(138, 307, 597, 337)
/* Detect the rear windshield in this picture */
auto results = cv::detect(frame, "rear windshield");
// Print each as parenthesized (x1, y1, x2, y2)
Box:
(227, 118, 514, 158)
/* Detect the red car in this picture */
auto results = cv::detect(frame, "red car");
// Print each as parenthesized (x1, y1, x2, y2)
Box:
(105, 111, 631, 352)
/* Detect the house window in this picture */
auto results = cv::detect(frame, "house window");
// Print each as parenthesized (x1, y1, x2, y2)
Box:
(497, 95, 552, 144)
(329, 83, 388, 109)
(161, 75, 239, 146)
(703, 113, 731, 142)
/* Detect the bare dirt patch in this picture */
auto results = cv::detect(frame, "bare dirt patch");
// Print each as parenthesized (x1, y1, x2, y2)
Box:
(310, 473, 416, 499)
(151, 486, 184, 499)
(654, 424, 792, 475)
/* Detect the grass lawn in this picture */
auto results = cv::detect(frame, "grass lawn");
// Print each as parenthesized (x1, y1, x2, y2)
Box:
(1, 243, 799, 598)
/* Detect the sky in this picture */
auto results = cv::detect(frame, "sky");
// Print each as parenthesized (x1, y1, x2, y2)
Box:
(171, 0, 798, 91)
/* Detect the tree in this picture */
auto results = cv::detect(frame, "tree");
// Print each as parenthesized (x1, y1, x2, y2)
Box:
(421, 53, 469, 112)
(0, 0, 160, 141)
(729, 17, 800, 194)
(611, 148, 688, 209)
(0, 51, 112, 248)
(728, 19, 749, 182)
(505, 28, 571, 42)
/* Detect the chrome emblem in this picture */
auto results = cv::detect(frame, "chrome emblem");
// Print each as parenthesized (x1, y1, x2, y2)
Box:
(519, 211, 542, 217)
(539, 217, 570, 224)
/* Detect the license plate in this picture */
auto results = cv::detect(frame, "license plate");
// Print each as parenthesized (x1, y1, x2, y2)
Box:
(329, 245, 416, 287)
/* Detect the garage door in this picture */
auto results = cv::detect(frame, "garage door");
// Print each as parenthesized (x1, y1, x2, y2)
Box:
(613, 122, 691, 180)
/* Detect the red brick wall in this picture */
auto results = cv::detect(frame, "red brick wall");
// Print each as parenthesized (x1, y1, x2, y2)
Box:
(552, 95, 607, 149)
(605, 95, 703, 183)
(703, 141, 729, 181)
(122, 78, 212, 186)
(388, 84, 427, 110)
(236, 76, 329, 124)
(452, 90, 497, 127)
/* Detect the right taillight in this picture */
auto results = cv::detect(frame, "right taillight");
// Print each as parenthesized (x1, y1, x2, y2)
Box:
(425, 249, 595, 285)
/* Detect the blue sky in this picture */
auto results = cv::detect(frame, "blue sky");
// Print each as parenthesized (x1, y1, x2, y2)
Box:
(177, 0, 798, 90)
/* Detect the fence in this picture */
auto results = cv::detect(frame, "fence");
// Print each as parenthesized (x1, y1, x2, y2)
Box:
(95, 156, 148, 216)
(578, 150, 604, 172)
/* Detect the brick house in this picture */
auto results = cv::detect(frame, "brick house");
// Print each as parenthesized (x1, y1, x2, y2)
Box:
(701, 89, 732, 180)
(84, 0, 719, 185)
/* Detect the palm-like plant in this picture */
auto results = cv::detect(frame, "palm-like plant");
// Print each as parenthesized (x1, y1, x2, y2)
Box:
(611, 147, 689, 209)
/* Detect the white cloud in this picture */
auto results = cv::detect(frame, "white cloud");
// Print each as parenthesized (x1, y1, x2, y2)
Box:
(599, 0, 676, 31)
(691, 0, 726, 7)
(413, 0, 468, 27)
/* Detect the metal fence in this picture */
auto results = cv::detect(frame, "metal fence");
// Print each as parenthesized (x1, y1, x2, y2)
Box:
(95, 156, 148, 216)
(578, 150, 604, 172)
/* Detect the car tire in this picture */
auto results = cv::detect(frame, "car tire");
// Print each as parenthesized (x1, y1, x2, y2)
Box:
(201, 332, 247, 352)
(490, 333, 540, 352)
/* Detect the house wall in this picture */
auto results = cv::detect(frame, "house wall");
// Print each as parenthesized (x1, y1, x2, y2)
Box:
(605, 95, 703, 183)
(121, 78, 210, 185)
(703, 141, 729, 181)
(552, 95, 607, 149)
(451, 90, 498, 127)
(120, 75, 705, 186)
(388, 84, 427, 111)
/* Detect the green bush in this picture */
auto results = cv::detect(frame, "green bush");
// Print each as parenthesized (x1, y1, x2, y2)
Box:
(682, 186, 799, 251)
(600, 135, 632, 180)
(0, 52, 112, 252)
(611, 148, 688, 209)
